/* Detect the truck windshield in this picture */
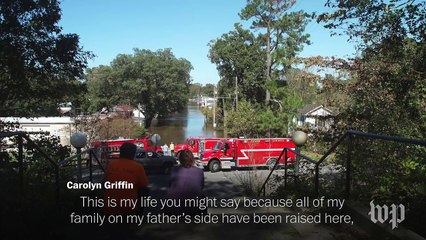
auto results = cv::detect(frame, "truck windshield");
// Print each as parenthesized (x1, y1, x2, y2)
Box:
(213, 142, 221, 150)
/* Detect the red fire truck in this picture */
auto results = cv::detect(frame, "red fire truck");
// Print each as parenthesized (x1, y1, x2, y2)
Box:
(91, 137, 163, 161)
(174, 137, 223, 158)
(198, 138, 296, 172)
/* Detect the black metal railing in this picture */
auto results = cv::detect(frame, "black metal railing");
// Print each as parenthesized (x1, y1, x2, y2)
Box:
(259, 130, 426, 197)
(0, 131, 59, 197)
(259, 146, 317, 197)
(59, 147, 105, 182)
(1, 131, 107, 201)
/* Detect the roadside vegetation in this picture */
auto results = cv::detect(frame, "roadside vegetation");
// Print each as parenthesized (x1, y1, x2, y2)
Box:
(206, 0, 425, 236)
(0, 0, 425, 237)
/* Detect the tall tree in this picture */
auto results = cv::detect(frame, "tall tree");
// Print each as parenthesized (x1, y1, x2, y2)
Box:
(209, 23, 266, 105)
(240, 0, 311, 103)
(87, 48, 192, 128)
(318, 0, 425, 45)
(202, 83, 216, 97)
(318, 0, 425, 137)
(189, 83, 203, 98)
(86, 65, 121, 113)
(0, 0, 93, 116)
(317, 1, 426, 225)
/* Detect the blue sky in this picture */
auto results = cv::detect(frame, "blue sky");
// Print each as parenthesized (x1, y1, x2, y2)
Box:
(59, 0, 357, 85)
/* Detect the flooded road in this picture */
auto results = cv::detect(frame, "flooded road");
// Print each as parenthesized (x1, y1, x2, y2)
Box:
(148, 103, 224, 145)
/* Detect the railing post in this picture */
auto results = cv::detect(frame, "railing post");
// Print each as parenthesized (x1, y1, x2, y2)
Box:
(77, 148, 82, 182)
(70, 132, 87, 182)
(89, 149, 93, 182)
(18, 134, 24, 195)
(258, 147, 286, 197)
(294, 146, 300, 186)
(284, 149, 288, 188)
(91, 149, 105, 172)
(346, 135, 353, 198)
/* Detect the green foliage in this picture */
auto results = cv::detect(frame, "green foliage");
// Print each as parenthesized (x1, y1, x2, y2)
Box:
(0, 128, 86, 239)
(202, 83, 216, 97)
(209, 1, 313, 131)
(334, 39, 426, 208)
(24, 135, 71, 183)
(209, 23, 266, 104)
(201, 107, 214, 123)
(319, 0, 425, 44)
(256, 109, 290, 137)
(0, 0, 93, 116)
(101, 118, 142, 140)
(189, 83, 215, 98)
(133, 124, 147, 139)
(316, 1, 426, 234)
(267, 77, 306, 114)
(189, 83, 203, 98)
(225, 101, 293, 138)
(340, 39, 425, 137)
(86, 65, 120, 113)
(225, 101, 259, 137)
(240, 0, 311, 71)
(87, 48, 193, 128)
(239, 0, 311, 102)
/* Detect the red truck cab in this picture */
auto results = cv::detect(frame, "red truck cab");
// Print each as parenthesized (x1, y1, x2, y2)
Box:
(174, 137, 222, 158)
(134, 137, 163, 153)
(91, 137, 163, 162)
(199, 138, 296, 172)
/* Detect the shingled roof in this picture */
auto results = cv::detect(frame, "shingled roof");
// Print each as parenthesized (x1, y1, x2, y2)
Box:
(297, 104, 333, 116)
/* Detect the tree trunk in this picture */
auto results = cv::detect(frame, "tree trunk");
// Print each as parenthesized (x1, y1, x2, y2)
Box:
(265, 23, 271, 103)
(265, 89, 271, 104)
(144, 115, 154, 129)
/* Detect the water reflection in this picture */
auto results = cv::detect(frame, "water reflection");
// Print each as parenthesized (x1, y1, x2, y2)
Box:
(149, 103, 224, 145)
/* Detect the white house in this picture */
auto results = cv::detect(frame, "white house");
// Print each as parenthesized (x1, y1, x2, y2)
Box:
(132, 108, 145, 126)
(0, 117, 74, 145)
(103, 104, 145, 126)
(201, 96, 216, 109)
(294, 104, 334, 130)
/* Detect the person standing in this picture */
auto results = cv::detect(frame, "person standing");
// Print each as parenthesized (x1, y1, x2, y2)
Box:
(103, 142, 148, 215)
(162, 144, 169, 156)
(170, 142, 175, 155)
(166, 150, 204, 215)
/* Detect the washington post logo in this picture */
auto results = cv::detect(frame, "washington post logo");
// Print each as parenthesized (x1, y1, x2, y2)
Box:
(368, 200, 405, 229)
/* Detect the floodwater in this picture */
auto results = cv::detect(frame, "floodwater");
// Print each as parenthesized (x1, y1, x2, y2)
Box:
(148, 103, 224, 145)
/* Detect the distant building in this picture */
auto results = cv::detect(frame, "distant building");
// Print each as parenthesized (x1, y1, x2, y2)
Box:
(106, 104, 145, 126)
(201, 96, 216, 109)
(294, 104, 334, 130)
(0, 105, 146, 146)
(132, 108, 145, 126)
(0, 117, 74, 145)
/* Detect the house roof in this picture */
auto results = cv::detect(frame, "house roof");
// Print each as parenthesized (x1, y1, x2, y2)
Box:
(298, 104, 333, 116)
(0, 117, 74, 124)
(113, 104, 133, 112)
(298, 104, 318, 115)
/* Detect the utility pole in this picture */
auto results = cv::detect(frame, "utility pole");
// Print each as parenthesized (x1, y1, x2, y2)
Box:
(235, 76, 238, 110)
(213, 85, 217, 128)
(222, 98, 226, 128)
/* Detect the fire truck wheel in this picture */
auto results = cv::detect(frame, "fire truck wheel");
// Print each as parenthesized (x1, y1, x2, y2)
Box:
(209, 160, 221, 172)
(267, 158, 279, 170)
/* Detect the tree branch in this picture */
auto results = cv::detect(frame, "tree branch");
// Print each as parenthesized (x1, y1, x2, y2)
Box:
(395, 0, 415, 9)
